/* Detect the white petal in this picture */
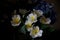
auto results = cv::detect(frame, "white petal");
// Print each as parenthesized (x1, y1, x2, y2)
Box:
(38, 30, 43, 37)
(45, 18, 51, 24)
(35, 26, 39, 30)
(29, 13, 33, 17)
(38, 34, 42, 37)
(25, 20, 32, 25)
(33, 9, 43, 17)
(37, 10, 43, 16)
(30, 31, 38, 38)
(40, 17, 51, 24)
(33, 20, 37, 23)
(31, 34, 38, 38)
(27, 27, 33, 32)
(27, 16, 29, 19)
(27, 13, 37, 23)
(12, 15, 20, 21)
(27, 13, 37, 19)
(11, 14, 21, 26)
(29, 26, 40, 38)
(11, 21, 21, 26)
(16, 15, 20, 20)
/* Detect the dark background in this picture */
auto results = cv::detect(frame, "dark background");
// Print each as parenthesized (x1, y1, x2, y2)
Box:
(0, 0, 60, 40)
(45, 0, 60, 30)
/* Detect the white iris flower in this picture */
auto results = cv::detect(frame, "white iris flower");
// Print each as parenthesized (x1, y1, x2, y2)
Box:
(40, 16, 51, 24)
(11, 15, 21, 26)
(25, 20, 33, 32)
(30, 26, 43, 38)
(27, 13, 37, 23)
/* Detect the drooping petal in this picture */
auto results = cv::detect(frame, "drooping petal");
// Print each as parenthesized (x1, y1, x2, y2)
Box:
(11, 21, 21, 26)
(40, 16, 51, 24)
(33, 9, 43, 17)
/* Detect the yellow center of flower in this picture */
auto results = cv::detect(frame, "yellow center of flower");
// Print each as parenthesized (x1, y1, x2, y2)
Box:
(31, 16, 35, 21)
(40, 16, 47, 23)
(13, 17, 20, 24)
(26, 22, 32, 29)
(32, 28, 39, 36)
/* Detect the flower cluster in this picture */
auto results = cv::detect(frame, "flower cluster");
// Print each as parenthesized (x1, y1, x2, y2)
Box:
(11, 8, 54, 39)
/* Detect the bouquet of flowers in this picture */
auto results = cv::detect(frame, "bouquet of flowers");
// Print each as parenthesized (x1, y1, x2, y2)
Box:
(10, 0, 56, 40)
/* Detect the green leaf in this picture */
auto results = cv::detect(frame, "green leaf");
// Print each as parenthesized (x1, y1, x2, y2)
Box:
(32, 38, 34, 40)
(41, 24, 48, 29)
(20, 25, 26, 34)
(48, 27, 55, 32)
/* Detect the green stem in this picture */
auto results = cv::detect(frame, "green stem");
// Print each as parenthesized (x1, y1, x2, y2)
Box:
(32, 38, 34, 40)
